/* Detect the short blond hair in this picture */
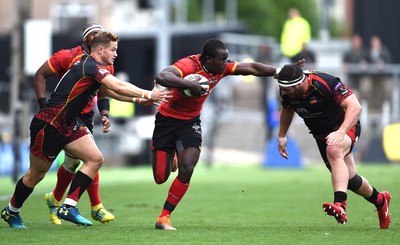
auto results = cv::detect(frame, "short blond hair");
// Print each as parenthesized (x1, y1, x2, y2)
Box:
(91, 31, 119, 50)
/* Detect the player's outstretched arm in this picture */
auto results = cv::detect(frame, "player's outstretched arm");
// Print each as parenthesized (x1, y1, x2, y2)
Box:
(99, 81, 168, 106)
(100, 75, 171, 103)
(234, 62, 277, 77)
(234, 58, 306, 77)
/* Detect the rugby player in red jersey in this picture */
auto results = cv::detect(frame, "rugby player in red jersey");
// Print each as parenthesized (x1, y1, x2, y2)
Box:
(152, 38, 304, 230)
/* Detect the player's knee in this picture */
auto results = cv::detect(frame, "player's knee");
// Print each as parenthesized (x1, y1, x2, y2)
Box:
(154, 175, 168, 185)
(24, 168, 46, 186)
(326, 146, 342, 161)
(153, 165, 169, 184)
(177, 165, 194, 183)
(324, 161, 332, 171)
(154, 164, 169, 184)
(152, 150, 171, 184)
(90, 154, 104, 169)
(348, 174, 363, 192)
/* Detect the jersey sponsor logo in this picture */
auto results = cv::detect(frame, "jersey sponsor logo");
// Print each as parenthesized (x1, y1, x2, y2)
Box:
(338, 86, 349, 95)
(98, 68, 109, 75)
(210, 77, 217, 84)
(192, 123, 202, 134)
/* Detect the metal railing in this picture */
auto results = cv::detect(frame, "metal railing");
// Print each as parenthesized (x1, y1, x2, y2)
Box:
(346, 64, 400, 122)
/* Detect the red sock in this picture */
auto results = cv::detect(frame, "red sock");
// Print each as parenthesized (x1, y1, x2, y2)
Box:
(160, 178, 189, 217)
(53, 165, 75, 202)
(87, 173, 101, 206)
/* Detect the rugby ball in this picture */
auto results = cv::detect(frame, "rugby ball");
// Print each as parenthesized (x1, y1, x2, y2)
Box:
(182, 74, 210, 98)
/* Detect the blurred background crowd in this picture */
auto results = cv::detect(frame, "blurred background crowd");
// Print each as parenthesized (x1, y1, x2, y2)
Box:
(1, 0, 400, 179)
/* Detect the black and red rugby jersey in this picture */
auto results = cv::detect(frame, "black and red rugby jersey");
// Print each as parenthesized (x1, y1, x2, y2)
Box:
(280, 72, 354, 138)
(35, 55, 111, 136)
(48, 45, 114, 115)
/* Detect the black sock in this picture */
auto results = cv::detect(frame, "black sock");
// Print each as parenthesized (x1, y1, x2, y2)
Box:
(365, 187, 380, 207)
(334, 191, 347, 204)
(12, 177, 34, 208)
(67, 171, 93, 200)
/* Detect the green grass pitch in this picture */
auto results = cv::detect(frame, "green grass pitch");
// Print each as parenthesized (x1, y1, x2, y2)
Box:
(0, 163, 399, 244)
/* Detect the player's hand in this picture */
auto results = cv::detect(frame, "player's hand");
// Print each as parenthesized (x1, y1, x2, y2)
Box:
(278, 136, 289, 159)
(136, 98, 154, 106)
(152, 101, 162, 106)
(293, 58, 306, 68)
(143, 99, 162, 106)
(326, 130, 346, 146)
(141, 99, 161, 106)
(150, 81, 172, 102)
(101, 115, 111, 133)
(187, 77, 203, 98)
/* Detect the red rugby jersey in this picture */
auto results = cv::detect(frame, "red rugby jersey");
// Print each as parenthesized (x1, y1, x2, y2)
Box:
(158, 54, 238, 120)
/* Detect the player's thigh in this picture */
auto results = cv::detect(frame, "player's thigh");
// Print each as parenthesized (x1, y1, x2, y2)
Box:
(29, 153, 52, 173)
(326, 136, 352, 161)
(178, 137, 202, 167)
(64, 134, 103, 164)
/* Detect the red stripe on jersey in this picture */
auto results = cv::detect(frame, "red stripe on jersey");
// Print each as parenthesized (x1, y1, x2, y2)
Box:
(310, 74, 331, 93)
(30, 128, 46, 161)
